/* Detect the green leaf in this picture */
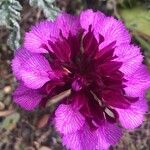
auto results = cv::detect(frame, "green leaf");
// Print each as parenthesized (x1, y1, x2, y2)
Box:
(118, 0, 137, 8)
(146, 89, 150, 101)
(0, 0, 22, 50)
(134, 34, 150, 52)
(29, 0, 60, 20)
(119, 5, 150, 37)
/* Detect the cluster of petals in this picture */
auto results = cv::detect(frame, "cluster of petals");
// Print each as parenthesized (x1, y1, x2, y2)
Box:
(12, 9, 150, 150)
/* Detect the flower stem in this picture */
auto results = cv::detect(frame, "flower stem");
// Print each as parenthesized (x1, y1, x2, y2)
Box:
(46, 89, 71, 107)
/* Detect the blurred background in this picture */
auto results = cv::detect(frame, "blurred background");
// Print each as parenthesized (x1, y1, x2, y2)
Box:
(0, 0, 150, 149)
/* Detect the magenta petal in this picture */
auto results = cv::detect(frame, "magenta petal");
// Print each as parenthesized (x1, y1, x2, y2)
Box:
(99, 17, 131, 48)
(96, 123, 122, 150)
(11, 10, 150, 149)
(13, 83, 42, 110)
(12, 47, 32, 79)
(62, 124, 97, 150)
(55, 104, 85, 134)
(115, 44, 143, 75)
(24, 21, 59, 53)
(125, 65, 150, 97)
(56, 12, 80, 38)
(20, 54, 55, 89)
(80, 9, 131, 48)
(116, 96, 148, 129)
(80, 9, 105, 32)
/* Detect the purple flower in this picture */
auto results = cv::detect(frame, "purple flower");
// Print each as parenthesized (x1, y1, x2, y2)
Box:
(12, 9, 149, 150)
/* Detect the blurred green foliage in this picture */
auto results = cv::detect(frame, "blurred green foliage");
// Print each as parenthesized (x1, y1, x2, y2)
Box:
(29, 0, 60, 20)
(118, 0, 150, 51)
(118, 0, 137, 8)
(0, 0, 22, 50)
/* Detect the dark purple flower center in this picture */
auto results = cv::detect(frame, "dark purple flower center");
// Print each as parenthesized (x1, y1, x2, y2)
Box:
(41, 26, 138, 129)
